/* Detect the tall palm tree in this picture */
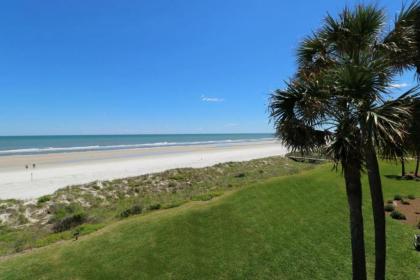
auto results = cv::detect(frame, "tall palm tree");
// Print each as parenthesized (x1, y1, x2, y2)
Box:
(270, 76, 367, 280)
(271, 4, 419, 280)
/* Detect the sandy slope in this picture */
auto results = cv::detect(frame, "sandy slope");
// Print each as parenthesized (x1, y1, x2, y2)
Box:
(0, 141, 287, 199)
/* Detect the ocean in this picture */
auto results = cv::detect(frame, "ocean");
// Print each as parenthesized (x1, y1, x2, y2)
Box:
(0, 134, 274, 156)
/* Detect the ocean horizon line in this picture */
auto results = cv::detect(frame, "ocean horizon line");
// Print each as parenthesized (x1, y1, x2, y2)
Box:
(0, 132, 274, 138)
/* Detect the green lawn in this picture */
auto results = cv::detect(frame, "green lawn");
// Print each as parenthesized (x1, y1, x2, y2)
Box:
(0, 161, 418, 279)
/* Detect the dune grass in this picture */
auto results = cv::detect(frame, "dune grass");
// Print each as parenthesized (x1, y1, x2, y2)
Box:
(0, 161, 418, 279)
(0, 157, 311, 255)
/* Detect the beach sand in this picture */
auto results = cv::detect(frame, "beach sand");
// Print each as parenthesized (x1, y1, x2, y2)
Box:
(0, 140, 287, 199)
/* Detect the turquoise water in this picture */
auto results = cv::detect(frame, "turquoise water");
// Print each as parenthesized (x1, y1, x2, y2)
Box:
(0, 134, 274, 156)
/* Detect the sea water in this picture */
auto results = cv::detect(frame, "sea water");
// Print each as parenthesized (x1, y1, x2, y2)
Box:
(0, 134, 274, 156)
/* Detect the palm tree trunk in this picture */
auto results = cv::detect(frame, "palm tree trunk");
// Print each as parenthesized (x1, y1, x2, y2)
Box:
(343, 160, 367, 280)
(365, 144, 386, 280)
(400, 157, 405, 177)
(415, 153, 419, 177)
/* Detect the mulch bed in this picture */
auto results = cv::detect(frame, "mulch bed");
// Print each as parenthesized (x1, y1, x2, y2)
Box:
(388, 198, 420, 227)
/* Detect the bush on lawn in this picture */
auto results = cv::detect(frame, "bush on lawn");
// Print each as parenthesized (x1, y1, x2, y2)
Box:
(393, 194, 403, 201)
(390, 210, 406, 220)
(384, 204, 395, 212)
(401, 199, 410, 205)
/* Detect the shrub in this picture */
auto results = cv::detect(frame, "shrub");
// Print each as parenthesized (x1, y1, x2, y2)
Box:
(49, 203, 83, 222)
(120, 205, 142, 218)
(235, 173, 246, 178)
(387, 199, 394, 204)
(53, 213, 87, 233)
(393, 194, 403, 201)
(407, 194, 416, 200)
(390, 210, 406, 220)
(37, 195, 51, 204)
(417, 221, 420, 230)
(401, 199, 410, 205)
(384, 204, 395, 212)
(119, 209, 130, 218)
(148, 204, 161, 211)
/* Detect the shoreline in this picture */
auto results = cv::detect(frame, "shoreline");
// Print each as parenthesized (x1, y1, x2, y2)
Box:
(0, 140, 287, 199)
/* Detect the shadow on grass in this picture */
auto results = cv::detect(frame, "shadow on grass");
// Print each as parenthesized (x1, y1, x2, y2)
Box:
(385, 175, 420, 181)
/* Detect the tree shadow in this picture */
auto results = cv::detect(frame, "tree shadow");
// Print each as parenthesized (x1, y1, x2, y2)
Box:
(385, 174, 420, 181)
(384, 175, 403, 180)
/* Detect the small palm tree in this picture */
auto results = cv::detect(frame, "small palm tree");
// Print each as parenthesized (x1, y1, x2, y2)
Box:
(409, 99, 420, 176)
(381, 96, 420, 177)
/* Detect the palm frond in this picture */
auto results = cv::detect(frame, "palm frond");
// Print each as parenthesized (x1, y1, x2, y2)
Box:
(325, 119, 363, 165)
(270, 3, 420, 169)
(322, 4, 385, 56)
(276, 119, 329, 153)
(382, 1, 420, 73)
(366, 87, 419, 160)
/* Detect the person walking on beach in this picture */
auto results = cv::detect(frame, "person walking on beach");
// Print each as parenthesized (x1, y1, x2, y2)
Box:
(27, 163, 36, 181)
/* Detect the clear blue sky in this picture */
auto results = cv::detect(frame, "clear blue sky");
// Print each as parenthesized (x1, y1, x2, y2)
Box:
(0, 0, 415, 135)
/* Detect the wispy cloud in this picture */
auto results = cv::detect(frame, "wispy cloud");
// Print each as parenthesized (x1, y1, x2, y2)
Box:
(389, 83, 410, 89)
(224, 123, 239, 127)
(201, 95, 224, 103)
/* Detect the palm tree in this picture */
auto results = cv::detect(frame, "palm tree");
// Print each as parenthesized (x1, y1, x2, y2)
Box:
(409, 99, 420, 176)
(270, 73, 368, 280)
(271, 4, 419, 280)
(383, 2, 420, 180)
(380, 96, 420, 177)
(379, 108, 411, 179)
(400, 153, 407, 177)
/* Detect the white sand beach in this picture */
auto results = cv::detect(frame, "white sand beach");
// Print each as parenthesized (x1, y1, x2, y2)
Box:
(0, 140, 287, 200)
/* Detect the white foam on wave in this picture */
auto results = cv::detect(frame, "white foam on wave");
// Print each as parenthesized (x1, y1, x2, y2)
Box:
(0, 138, 275, 156)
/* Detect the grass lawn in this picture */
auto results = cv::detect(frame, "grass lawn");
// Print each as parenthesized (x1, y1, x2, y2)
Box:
(0, 161, 418, 279)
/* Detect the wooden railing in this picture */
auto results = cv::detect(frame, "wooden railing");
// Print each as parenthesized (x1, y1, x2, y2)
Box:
(286, 156, 328, 163)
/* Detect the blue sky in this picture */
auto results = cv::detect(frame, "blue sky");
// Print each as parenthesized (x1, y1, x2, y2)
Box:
(0, 0, 416, 135)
